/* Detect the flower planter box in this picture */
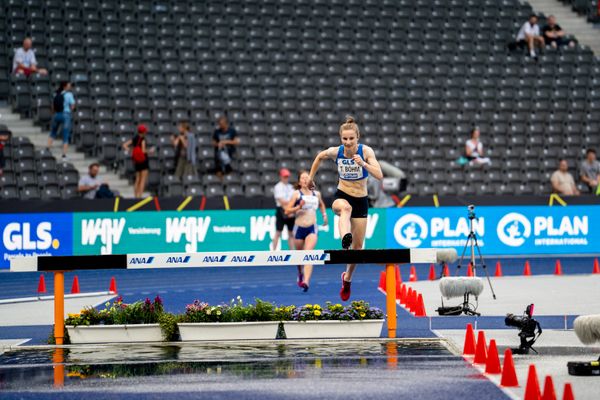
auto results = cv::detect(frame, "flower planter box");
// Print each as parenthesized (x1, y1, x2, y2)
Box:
(178, 321, 280, 341)
(66, 324, 163, 344)
(283, 320, 385, 339)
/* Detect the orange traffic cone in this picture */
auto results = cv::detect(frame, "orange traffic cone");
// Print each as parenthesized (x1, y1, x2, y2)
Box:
(443, 263, 450, 277)
(542, 376, 557, 400)
(463, 323, 476, 355)
(562, 383, 575, 400)
(554, 260, 563, 275)
(473, 330, 488, 364)
(467, 262, 474, 277)
(428, 264, 436, 280)
(395, 264, 402, 284)
(415, 293, 427, 317)
(485, 339, 502, 374)
(378, 271, 386, 294)
(495, 261, 503, 277)
(409, 265, 417, 282)
(593, 258, 600, 274)
(71, 275, 80, 294)
(524, 364, 541, 400)
(407, 288, 416, 313)
(399, 284, 407, 305)
(523, 260, 532, 276)
(109, 277, 117, 293)
(395, 281, 402, 301)
(500, 349, 519, 387)
(37, 274, 46, 294)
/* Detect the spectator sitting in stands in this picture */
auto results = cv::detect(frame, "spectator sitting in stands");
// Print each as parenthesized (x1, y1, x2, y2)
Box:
(551, 159, 580, 196)
(580, 148, 600, 194)
(12, 37, 48, 77)
(516, 14, 545, 59)
(465, 128, 491, 167)
(78, 162, 115, 199)
(212, 116, 239, 176)
(172, 121, 197, 180)
(0, 132, 10, 176)
(542, 15, 575, 49)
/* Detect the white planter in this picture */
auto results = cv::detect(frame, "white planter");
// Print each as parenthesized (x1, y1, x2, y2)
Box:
(178, 321, 280, 341)
(283, 320, 385, 339)
(66, 324, 163, 344)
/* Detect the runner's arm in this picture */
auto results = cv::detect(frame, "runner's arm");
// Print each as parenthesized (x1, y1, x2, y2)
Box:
(357, 146, 383, 180)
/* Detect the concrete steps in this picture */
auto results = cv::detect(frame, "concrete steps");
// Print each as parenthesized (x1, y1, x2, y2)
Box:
(0, 107, 142, 198)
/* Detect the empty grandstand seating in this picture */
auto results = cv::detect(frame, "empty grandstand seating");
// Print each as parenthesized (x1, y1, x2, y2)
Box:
(1, 0, 599, 199)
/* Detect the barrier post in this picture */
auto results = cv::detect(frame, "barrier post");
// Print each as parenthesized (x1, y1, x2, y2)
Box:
(53, 348, 65, 387)
(53, 271, 65, 345)
(385, 263, 397, 338)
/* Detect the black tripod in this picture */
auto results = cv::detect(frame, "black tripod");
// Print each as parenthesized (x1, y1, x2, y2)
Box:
(455, 205, 496, 300)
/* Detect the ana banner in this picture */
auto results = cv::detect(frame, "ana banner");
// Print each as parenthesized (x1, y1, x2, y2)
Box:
(387, 205, 596, 256)
(72, 209, 387, 255)
(0, 213, 73, 268)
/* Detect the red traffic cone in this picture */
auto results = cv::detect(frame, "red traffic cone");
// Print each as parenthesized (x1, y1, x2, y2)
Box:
(71, 275, 80, 294)
(473, 330, 488, 364)
(500, 349, 519, 387)
(443, 263, 450, 277)
(428, 264, 436, 280)
(554, 260, 563, 275)
(378, 271, 386, 294)
(37, 274, 47, 294)
(485, 339, 502, 374)
(109, 277, 117, 293)
(399, 284, 407, 305)
(463, 323, 476, 355)
(495, 261, 503, 277)
(467, 262, 474, 277)
(524, 364, 541, 400)
(395, 281, 402, 301)
(593, 258, 600, 274)
(406, 288, 415, 312)
(415, 293, 427, 317)
(409, 265, 417, 282)
(524, 260, 532, 276)
(542, 376, 557, 400)
(562, 383, 575, 400)
(395, 264, 402, 284)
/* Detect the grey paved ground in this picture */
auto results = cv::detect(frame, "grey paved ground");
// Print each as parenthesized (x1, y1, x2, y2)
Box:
(437, 329, 600, 400)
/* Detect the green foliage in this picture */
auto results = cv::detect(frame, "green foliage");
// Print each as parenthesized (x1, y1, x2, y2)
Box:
(158, 313, 180, 342)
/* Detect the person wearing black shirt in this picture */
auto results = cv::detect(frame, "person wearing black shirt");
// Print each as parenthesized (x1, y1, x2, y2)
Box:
(542, 15, 575, 49)
(212, 116, 240, 176)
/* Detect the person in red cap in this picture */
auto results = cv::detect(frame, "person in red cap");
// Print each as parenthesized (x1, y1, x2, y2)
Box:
(271, 168, 295, 253)
(122, 124, 152, 198)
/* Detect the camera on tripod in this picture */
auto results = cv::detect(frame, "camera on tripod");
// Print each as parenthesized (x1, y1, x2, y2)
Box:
(505, 304, 542, 354)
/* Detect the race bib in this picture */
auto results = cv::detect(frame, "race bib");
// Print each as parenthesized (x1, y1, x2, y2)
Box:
(337, 159, 364, 180)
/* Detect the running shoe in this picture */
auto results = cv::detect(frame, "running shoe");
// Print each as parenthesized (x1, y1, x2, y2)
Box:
(297, 272, 304, 287)
(340, 272, 351, 301)
(300, 282, 309, 292)
(341, 233, 353, 250)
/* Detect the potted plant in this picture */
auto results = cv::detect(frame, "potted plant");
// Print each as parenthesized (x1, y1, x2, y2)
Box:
(282, 301, 385, 339)
(177, 297, 281, 341)
(65, 296, 167, 344)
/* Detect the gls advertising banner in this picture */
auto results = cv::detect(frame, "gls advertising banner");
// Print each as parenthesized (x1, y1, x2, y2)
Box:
(387, 205, 596, 255)
(0, 213, 73, 268)
(72, 209, 386, 255)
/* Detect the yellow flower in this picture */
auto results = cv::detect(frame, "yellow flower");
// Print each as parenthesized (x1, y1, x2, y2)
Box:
(314, 310, 322, 316)
(305, 304, 313, 308)
(216, 310, 222, 315)
(314, 305, 321, 310)
(359, 312, 366, 318)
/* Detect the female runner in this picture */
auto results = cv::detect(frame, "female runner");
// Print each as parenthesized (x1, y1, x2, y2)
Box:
(285, 170, 328, 292)
(308, 116, 382, 301)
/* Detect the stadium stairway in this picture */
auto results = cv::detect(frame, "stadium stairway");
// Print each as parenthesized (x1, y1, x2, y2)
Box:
(0, 105, 138, 198)
(528, 0, 600, 55)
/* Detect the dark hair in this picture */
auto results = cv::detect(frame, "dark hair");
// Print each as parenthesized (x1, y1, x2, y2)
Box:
(89, 162, 100, 169)
(293, 170, 309, 190)
(586, 148, 596, 156)
(529, 13, 537, 19)
(56, 81, 69, 94)
(179, 121, 190, 132)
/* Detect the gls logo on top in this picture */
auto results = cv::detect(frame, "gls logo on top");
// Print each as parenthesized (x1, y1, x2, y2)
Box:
(0, 213, 72, 268)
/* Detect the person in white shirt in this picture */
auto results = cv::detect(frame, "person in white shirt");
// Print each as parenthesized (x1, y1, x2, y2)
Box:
(13, 37, 48, 77)
(551, 159, 580, 196)
(516, 14, 545, 58)
(465, 128, 491, 166)
(271, 168, 296, 252)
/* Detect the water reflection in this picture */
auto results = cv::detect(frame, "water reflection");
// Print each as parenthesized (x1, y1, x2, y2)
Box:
(0, 340, 450, 391)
